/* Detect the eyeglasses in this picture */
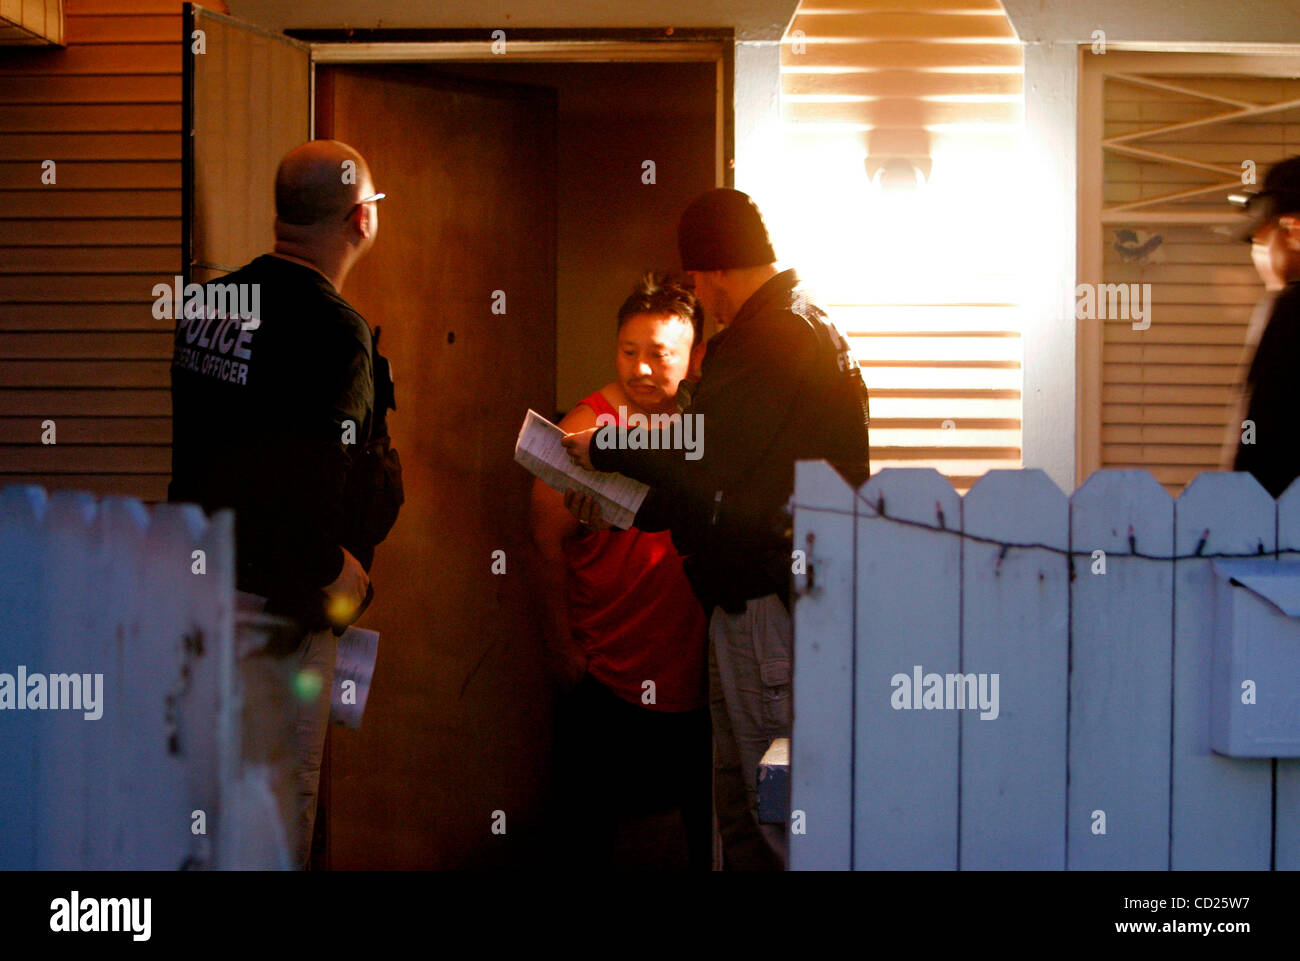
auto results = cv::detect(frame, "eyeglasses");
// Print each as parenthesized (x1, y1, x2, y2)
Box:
(343, 192, 386, 222)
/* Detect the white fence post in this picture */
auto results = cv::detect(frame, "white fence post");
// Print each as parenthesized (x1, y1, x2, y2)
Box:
(1274, 480, 1300, 869)
(0, 485, 237, 870)
(790, 460, 858, 870)
(0, 486, 47, 869)
(790, 465, 1300, 870)
(854, 468, 962, 869)
(1172, 473, 1274, 869)
(1068, 470, 1174, 869)
(89, 496, 149, 867)
(962, 469, 1069, 869)
(38, 491, 99, 869)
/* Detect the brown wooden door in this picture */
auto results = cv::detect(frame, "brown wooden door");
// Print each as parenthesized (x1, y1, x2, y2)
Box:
(316, 65, 557, 868)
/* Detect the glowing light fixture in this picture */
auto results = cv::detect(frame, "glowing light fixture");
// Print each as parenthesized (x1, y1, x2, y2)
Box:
(865, 157, 931, 195)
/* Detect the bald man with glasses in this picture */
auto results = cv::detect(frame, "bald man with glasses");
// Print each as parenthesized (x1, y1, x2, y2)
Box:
(169, 139, 399, 868)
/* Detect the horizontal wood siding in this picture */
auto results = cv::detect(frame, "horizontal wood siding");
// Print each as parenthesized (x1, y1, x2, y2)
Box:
(0, 0, 224, 501)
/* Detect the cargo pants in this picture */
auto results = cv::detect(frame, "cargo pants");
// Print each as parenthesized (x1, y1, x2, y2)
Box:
(708, 593, 792, 870)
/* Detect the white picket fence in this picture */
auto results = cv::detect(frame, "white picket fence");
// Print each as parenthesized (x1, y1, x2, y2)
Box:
(0, 485, 286, 869)
(790, 464, 1300, 870)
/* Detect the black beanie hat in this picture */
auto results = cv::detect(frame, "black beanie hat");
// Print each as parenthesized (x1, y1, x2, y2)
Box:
(677, 188, 776, 271)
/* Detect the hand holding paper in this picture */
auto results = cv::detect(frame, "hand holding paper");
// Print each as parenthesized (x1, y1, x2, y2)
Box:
(514, 409, 648, 530)
(560, 428, 597, 471)
(564, 488, 613, 530)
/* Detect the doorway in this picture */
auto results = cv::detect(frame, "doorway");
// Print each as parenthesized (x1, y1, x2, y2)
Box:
(184, 6, 724, 867)
(313, 60, 718, 869)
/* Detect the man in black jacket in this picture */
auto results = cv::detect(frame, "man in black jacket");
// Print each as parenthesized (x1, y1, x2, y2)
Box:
(564, 188, 870, 869)
(1230, 156, 1300, 498)
(169, 139, 386, 867)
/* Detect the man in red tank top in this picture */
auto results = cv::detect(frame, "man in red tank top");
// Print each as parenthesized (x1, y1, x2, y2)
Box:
(530, 273, 711, 868)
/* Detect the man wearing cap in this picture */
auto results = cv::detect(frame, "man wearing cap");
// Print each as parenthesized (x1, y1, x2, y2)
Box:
(563, 188, 871, 869)
(1225, 156, 1300, 497)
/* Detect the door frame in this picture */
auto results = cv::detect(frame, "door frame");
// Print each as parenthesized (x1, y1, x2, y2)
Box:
(182, 10, 732, 288)
(299, 33, 728, 869)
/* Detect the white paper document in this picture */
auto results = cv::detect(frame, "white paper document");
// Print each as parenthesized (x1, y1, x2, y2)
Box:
(514, 408, 649, 530)
(330, 626, 379, 730)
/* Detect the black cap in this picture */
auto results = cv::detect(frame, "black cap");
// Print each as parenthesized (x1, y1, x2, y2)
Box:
(677, 188, 776, 271)
(1233, 156, 1300, 242)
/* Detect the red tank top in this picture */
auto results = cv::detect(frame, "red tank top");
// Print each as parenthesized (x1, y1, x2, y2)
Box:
(563, 390, 707, 711)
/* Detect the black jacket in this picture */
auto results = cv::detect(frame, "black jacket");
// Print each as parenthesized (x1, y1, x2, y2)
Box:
(168, 255, 374, 628)
(340, 325, 404, 572)
(590, 268, 870, 612)
(1235, 282, 1300, 498)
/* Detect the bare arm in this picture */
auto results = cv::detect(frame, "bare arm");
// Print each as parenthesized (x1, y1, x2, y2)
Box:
(529, 402, 601, 688)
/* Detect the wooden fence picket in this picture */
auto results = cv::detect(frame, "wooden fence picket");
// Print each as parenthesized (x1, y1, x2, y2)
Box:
(961, 469, 1069, 869)
(1172, 473, 1274, 870)
(0, 485, 47, 869)
(853, 468, 962, 869)
(1267, 480, 1300, 870)
(7, 465, 1300, 871)
(790, 460, 859, 871)
(92, 495, 151, 868)
(0, 485, 237, 869)
(38, 491, 99, 870)
(786, 466, 1300, 870)
(1068, 470, 1174, 869)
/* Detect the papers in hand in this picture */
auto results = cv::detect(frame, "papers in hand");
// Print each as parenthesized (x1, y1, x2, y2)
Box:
(514, 408, 649, 530)
(330, 626, 379, 729)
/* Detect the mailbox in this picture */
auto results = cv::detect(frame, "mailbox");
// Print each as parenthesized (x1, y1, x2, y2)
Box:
(1209, 558, 1300, 758)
